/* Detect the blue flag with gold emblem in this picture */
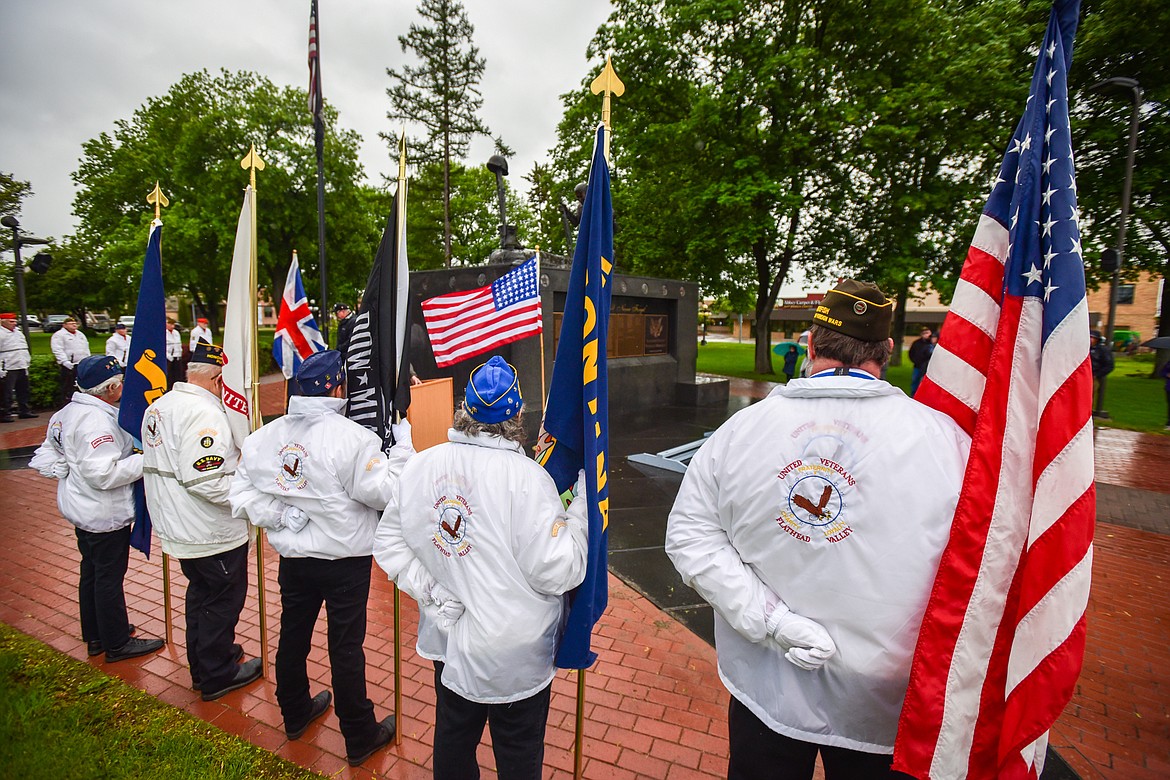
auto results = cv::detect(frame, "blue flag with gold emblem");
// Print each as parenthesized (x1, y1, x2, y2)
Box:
(536, 125, 613, 669)
(118, 221, 168, 557)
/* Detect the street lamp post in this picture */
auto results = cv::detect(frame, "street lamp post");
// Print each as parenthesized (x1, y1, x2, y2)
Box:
(1088, 77, 1143, 418)
(1, 215, 50, 342)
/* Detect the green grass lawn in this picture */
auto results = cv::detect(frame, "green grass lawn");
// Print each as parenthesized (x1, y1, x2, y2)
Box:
(26, 330, 111, 357)
(696, 340, 1167, 434)
(0, 624, 322, 779)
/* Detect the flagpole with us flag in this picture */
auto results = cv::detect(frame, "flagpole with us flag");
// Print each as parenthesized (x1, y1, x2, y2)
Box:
(893, 2, 1092, 778)
(308, 0, 329, 341)
(117, 184, 173, 648)
(534, 117, 616, 779)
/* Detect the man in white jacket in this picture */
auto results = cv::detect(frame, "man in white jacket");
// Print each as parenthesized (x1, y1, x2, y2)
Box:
(230, 350, 409, 766)
(666, 280, 971, 780)
(105, 322, 131, 367)
(0, 312, 37, 421)
(29, 355, 165, 662)
(374, 355, 589, 780)
(165, 318, 184, 389)
(51, 316, 90, 404)
(142, 342, 259, 701)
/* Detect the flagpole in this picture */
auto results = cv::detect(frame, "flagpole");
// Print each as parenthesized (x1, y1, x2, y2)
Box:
(536, 246, 547, 403)
(392, 127, 408, 745)
(310, 0, 329, 341)
(241, 144, 270, 676)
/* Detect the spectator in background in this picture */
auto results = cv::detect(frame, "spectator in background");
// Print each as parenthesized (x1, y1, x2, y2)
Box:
(189, 317, 212, 350)
(29, 355, 165, 662)
(165, 319, 184, 389)
(908, 328, 934, 397)
(51, 316, 91, 405)
(783, 345, 799, 384)
(334, 303, 355, 363)
(1089, 332, 1114, 410)
(0, 312, 37, 421)
(1160, 359, 1170, 431)
(105, 322, 132, 367)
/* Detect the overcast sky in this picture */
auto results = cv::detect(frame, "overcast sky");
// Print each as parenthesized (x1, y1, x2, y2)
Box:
(0, 0, 615, 242)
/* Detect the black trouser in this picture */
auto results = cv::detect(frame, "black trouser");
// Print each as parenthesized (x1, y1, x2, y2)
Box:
(432, 660, 551, 780)
(727, 696, 910, 780)
(166, 359, 185, 390)
(58, 364, 77, 405)
(276, 555, 378, 754)
(178, 542, 249, 691)
(1, 368, 31, 416)
(75, 525, 133, 651)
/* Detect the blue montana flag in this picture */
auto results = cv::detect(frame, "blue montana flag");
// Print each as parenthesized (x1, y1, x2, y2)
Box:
(536, 125, 613, 669)
(117, 221, 168, 557)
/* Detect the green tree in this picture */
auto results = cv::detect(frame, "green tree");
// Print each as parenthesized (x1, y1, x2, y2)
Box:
(386, 0, 495, 267)
(72, 69, 381, 333)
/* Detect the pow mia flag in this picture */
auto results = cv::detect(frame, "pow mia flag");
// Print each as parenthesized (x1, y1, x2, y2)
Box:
(346, 184, 411, 448)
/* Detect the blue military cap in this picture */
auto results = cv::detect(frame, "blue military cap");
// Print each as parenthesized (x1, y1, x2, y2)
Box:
(76, 355, 122, 390)
(296, 349, 346, 396)
(465, 356, 522, 423)
(190, 342, 227, 366)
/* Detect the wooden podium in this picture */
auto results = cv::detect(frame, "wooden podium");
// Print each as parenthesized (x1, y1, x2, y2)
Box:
(406, 377, 454, 451)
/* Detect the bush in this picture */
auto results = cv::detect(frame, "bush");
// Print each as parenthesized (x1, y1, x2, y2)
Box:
(28, 356, 61, 410)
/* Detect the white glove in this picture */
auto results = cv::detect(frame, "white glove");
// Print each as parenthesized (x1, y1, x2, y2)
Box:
(280, 505, 310, 533)
(51, 461, 70, 480)
(429, 582, 465, 629)
(63, 362, 73, 370)
(391, 419, 412, 448)
(0, 369, 6, 380)
(572, 468, 586, 498)
(768, 603, 837, 671)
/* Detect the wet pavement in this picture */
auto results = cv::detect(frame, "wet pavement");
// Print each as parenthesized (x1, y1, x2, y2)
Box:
(1, 374, 1168, 778)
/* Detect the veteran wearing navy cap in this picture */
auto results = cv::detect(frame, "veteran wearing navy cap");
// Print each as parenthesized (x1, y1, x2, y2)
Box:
(229, 350, 411, 765)
(374, 355, 590, 779)
(666, 279, 971, 778)
(141, 343, 262, 701)
(29, 355, 166, 662)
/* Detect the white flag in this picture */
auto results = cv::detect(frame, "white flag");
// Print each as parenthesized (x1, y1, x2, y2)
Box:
(221, 186, 256, 445)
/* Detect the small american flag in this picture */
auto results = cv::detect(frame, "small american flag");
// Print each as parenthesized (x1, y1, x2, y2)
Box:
(893, 2, 1092, 779)
(421, 258, 542, 368)
(308, 0, 321, 119)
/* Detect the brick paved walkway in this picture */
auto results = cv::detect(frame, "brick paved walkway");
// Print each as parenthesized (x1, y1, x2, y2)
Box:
(1, 378, 1167, 778)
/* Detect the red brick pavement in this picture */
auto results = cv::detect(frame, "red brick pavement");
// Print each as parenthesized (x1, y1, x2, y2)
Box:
(2, 377, 1168, 778)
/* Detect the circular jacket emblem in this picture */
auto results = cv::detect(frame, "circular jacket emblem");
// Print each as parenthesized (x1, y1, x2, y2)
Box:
(143, 408, 163, 448)
(774, 457, 856, 544)
(276, 443, 309, 491)
(200, 436, 214, 448)
(431, 495, 474, 558)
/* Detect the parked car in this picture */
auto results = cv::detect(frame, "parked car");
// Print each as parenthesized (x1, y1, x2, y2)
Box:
(21, 314, 41, 330)
(88, 313, 112, 333)
(116, 315, 135, 333)
(42, 314, 70, 333)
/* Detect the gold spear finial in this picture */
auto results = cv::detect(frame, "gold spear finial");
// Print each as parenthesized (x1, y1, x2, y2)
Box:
(590, 55, 625, 162)
(146, 182, 170, 220)
(240, 143, 266, 188)
(398, 127, 407, 182)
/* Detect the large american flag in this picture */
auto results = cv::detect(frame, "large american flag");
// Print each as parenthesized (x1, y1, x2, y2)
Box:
(421, 258, 542, 368)
(307, 0, 322, 119)
(892, 2, 1092, 779)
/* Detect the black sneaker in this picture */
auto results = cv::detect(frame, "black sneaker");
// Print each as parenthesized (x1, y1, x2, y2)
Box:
(191, 643, 244, 690)
(200, 658, 262, 702)
(286, 691, 332, 739)
(88, 624, 136, 657)
(18, 412, 38, 419)
(347, 715, 395, 766)
(105, 636, 165, 662)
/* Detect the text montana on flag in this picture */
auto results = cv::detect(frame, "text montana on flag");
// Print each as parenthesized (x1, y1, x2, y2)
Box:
(421, 258, 542, 368)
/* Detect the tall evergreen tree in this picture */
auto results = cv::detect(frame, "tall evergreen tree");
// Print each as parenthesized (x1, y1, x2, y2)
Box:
(385, 0, 494, 267)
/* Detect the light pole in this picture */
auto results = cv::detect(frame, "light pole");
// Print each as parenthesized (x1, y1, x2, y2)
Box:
(1088, 76, 1142, 418)
(1, 215, 51, 342)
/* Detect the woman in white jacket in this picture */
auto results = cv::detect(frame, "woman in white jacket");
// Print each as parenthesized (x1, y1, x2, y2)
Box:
(374, 356, 588, 780)
(29, 355, 165, 662)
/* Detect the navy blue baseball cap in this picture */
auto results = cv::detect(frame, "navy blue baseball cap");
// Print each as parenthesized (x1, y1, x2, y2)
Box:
(465, 356, 522, 423)
(76, 355, 122, 390)
(296, 349, 346, 395)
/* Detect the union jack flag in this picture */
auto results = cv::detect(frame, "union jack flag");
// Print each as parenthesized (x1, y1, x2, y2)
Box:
(272, 251, 326, 380)
(893, 2, 1092, 778)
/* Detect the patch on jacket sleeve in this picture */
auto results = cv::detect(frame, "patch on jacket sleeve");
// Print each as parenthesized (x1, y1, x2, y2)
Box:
(193, 455, 225, 472)
(90, 434, 114, 449)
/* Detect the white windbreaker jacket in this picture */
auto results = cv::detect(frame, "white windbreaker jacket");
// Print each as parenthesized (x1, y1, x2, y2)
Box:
(373, 429, 589, 704)
(666, 375, 970, 753)
(229, 395, 414, 559)
(0, 326, 31, 371)
(141, 382, 247, 558)
(30, 392, 142, 532)
(50, 328, 90, 369)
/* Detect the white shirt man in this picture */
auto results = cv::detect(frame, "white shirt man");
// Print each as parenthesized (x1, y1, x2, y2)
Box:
(105, 325, 132, 367)
(189, 318, 212, 350)
(0, 313, 35, 420)
(165, 320, 183, 389)
(51, 317, 91, 403)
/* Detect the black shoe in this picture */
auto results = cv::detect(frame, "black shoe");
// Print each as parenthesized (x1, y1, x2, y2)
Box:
(191, 643, 244, 690)
(18, 412, 38, 419)
(286, 691, 332, 739)
(105, 636, 165, 662)
(88, 624, 136, 657)
(347, 715, 395, 766)
(0, 417, 13, 424)
(200, 658, 262, 701)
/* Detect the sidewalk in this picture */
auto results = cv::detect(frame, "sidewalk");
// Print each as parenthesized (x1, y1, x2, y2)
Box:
(1, 378, 1168, 778)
